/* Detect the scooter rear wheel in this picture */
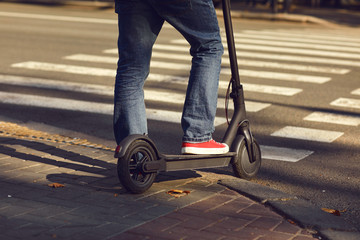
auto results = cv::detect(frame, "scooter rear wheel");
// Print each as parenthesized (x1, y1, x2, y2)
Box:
(231, 136, 261, 180)
(117, 139, 157, 194)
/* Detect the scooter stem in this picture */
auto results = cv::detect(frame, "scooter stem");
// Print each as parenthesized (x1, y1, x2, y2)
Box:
(221, 0, 246, 146)
(221, 0, 256, 163)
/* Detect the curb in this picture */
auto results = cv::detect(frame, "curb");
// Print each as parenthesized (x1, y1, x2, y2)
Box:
(219, 178, 360, 240)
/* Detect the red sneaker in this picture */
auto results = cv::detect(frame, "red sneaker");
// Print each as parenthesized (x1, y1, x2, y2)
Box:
(181, 139, 229, 155)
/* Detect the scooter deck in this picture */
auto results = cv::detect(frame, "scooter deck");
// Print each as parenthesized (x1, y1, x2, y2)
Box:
(162, 152, 236, 171)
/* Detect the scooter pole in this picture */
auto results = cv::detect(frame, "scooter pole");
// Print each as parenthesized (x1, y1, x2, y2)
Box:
(221, 0, 256, 163)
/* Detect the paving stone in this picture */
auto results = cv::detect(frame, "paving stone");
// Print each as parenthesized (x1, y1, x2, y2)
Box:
(273, 219, 303, 235)
(246, 216, 284, 230)
(256, 231, 294, 240)
(293, 235, 318, 240)
(241, 203, 283, 219)
(206, 215, 250, 231)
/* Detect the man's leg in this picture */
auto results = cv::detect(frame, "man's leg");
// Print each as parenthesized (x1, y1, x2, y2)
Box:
(114, 1, 164, 145)
(149, 0, 224, 142)
(148, 0, 227, 154)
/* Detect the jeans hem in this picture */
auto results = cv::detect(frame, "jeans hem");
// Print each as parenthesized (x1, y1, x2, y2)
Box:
(182, 135, 212, 143)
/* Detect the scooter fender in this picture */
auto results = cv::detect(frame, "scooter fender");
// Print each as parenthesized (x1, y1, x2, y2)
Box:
(230, 135, 245, 163)
(114, 134, 160, 159)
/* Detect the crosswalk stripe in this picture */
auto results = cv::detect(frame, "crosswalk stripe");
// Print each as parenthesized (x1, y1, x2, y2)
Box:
(0, 74, 269, 113)
(0, 91, 228, 126)
(144, 90, 270, 112)
(150, 52, 349, 74)
(351, 88, 360, 95)
(260, 145, 314, 162)
(0, 81, 312, 161)
(176, 37, 360, 54)
(12, 61, 115, 77)
(13, 60, 330, 84)
(271, 126, 344, 143)
(330, 98, 360, 109)
(169, 40, 360, 59)
(148, 73, 301, 96)
(0, 11, 117, 24)
(68, 52, 333, 84)
(232, 32, 360, 48)
(243, 30, 360, 44)
(153, 60, 329, 83)
(70, 51, 349, 76)
(304, 111, 360, 126)
(104, 47, 360, 67)
(218, 81, 302, 96)
(0, 91, 113, 114)
(7, 59, 303, 97)
(235, 38, 360, 54)
(221, 68, 330, 83)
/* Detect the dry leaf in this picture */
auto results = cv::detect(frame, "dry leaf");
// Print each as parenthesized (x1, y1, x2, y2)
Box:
(287, 219, 296, 225)
(167, 189, 191, 198)
(321, 208, 346, 216)
(48, 183, 65, 188)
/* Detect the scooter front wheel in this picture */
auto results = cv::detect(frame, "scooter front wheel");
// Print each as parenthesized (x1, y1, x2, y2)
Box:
(231, 135, 261, 180)
(117, 139, 157, 194)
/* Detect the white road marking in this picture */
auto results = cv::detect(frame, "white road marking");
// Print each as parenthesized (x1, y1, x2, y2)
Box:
(0, 11, 117, 24)
(175, 37, 360, 54)
(242, 30, 360, 44)
(351, 88, 360, 96)
(271, 126, 344, 143)
(12, 61, 330, 84)
(12, 62, 304, 96)
(232, 32, 360, 48)
(150, 52, 349, 74)
(0, 91, 113, 114)
(169, 39, 360, 60)
(0, 74, 269, 113)
(0, 91, 228, 126)
(65, 54, 333, 84)
(260, 145, 314, 162)
(127, 43, 360, 68)
(65, 54, 116, 64)
(218, 81, 302, 96)
(64, 54, 326, 87)
(105, 47, 360, 68)
(147, 73, 300, 96)
(221, 68, 330, 83)
(304, 112, 360, 126)
(11, 61, 116, 77)
(330, 98, 360, 109)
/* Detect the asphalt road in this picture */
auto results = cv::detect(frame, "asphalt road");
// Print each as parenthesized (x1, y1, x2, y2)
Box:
(0, 2, 359, 230)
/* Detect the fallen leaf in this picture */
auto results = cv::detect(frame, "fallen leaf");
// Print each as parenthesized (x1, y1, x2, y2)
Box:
(321, 208, 346, 216)
(287, 219, 296, 225)
(48, 183, 65, 188)
(167, 189, 191, 198)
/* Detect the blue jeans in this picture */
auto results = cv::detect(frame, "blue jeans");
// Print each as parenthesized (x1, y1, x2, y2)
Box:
(114, 0, 224, 145)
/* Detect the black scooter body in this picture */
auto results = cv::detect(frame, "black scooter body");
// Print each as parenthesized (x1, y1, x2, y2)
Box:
(115, 0, 261, 194)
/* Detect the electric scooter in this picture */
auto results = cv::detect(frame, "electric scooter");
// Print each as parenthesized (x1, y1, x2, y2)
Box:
(115, 0, 262, 194)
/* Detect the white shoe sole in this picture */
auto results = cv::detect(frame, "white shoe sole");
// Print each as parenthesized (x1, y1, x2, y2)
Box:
(181, 144, 229, 155)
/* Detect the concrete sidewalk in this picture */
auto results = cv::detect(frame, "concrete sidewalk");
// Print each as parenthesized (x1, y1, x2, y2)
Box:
(1, 121, 359, 240)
